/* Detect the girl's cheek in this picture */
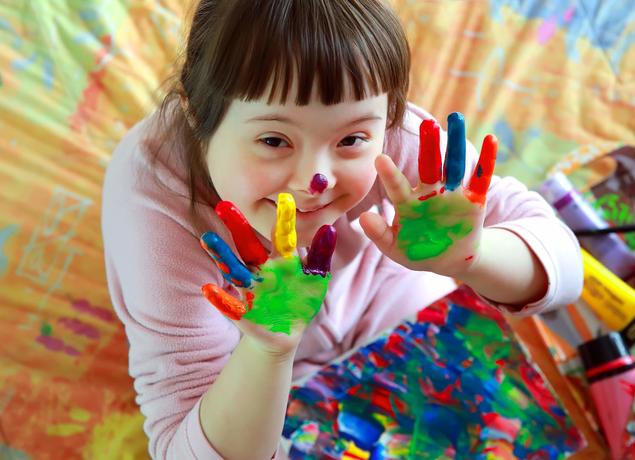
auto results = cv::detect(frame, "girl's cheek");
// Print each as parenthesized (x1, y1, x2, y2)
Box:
(243, 162, 287, 192)
(346, 158, 378, 192)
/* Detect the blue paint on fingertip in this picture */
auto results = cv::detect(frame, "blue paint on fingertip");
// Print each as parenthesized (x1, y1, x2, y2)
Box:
(200, 231, 253, 288)
(445, 112, 466, 191)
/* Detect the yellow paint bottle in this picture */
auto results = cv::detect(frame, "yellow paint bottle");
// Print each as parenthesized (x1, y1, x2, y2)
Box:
(580, 248, 635, 347)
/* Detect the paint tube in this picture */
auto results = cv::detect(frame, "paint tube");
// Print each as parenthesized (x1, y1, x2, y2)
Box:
(581, 248, 635, 349)
(578, 333, 635, 460)
(540, 172, 635, 281)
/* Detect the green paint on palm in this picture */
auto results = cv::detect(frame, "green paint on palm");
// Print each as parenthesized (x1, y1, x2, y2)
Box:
(397, 199, 472, 261)
(243, 257, 330, 334)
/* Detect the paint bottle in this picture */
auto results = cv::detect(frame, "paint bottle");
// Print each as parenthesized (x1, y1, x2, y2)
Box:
(540, 172, 635, 281)
(580, 249, 635, 350)
(578, 332, 635, 460)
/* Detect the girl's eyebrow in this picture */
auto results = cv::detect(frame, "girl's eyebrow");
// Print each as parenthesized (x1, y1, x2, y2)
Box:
(246, 114, 383, 128)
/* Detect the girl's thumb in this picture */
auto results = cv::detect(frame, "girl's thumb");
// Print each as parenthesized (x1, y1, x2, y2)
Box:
(359, 212, 395, 253)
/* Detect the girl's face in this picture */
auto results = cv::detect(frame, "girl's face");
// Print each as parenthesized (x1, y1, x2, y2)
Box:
(206, 86, 388, 247)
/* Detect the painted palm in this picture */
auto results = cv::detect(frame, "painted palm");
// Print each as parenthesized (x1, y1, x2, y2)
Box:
(365, 113, 497, 278)
(200, 194, 336, 336)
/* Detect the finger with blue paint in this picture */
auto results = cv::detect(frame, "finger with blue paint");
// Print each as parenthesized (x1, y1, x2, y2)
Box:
(444, 112, 466, 191)
(200, 231, 255, 288)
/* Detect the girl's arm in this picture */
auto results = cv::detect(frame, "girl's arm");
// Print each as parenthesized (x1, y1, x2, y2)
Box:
(200, 336, 295, 460)
(455, 227, 548, 307)
(103, 126, 331, 460)
(196, 198, 335, 459)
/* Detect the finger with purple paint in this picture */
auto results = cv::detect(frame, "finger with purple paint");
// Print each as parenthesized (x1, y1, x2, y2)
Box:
(444, 112, 466, 191)
(200, 231, 255, 288)
(304, 225, 337, 276)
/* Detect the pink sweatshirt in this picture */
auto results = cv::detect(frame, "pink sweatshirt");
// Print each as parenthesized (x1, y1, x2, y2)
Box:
(101, 103, 583, 459)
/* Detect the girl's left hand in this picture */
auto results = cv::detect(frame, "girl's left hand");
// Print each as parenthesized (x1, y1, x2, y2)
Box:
(360, 112, 498, 278)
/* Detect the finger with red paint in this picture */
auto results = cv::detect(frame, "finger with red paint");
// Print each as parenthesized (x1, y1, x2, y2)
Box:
(215, 200, 269, 267)
(201, 284, 251, 321)
(418, 119, 443, 185)
(465, 134, 498, 206)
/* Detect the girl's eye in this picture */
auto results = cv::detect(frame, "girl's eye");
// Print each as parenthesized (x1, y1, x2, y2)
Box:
(338, 136, 368, 147)
(260, 137, 290, 148)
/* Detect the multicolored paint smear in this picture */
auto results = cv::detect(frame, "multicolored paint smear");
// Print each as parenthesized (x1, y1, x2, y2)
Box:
(283, 285, 585, 459)
(201, 196, 335, 334)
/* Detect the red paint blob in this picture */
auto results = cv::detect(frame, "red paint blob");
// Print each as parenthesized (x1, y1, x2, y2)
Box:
(418, 191, 438, 202)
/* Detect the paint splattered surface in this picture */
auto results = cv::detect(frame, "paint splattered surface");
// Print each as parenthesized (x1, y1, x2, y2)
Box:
(0, 1, 631, 458)
(283, 286, 586, 459)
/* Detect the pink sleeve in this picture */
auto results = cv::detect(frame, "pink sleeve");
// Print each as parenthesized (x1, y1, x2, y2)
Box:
(102, 128, 243, 459)
(383, 103, 583, 314)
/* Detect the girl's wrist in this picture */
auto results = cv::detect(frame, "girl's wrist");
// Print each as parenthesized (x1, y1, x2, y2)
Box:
(241, 334, 300, 364)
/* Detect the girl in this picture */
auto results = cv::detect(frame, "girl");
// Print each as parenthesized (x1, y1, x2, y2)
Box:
(101, 1, 583, 459)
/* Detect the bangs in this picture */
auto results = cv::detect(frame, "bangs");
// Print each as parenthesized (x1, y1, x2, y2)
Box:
(206, 0, 409, 106)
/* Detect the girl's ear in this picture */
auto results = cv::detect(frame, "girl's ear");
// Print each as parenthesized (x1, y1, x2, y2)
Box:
(178, 82, 198, 131)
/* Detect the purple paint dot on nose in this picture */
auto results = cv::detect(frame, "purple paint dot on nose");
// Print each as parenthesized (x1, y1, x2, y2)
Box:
(310, 173, 328, 194)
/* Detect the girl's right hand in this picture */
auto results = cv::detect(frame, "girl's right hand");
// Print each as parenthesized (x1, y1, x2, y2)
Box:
(199, 193, 337, 356)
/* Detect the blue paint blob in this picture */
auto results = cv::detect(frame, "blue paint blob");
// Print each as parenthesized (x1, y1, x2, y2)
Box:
(337, 411, 383, 450)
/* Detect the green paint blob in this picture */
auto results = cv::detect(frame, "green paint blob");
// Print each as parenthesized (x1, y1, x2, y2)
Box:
(397, 199, 473, 261)
(243, 257, 330, 335)
(41, 322, 53, 336)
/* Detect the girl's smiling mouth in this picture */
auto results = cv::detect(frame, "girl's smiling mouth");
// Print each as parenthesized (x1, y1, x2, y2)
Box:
(265, 198, 330, 217)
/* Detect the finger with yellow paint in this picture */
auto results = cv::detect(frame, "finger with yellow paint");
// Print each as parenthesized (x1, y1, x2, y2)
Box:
(274, 193, 297, 258)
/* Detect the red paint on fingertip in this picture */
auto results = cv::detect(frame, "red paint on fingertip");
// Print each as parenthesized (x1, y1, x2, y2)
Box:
(201, 284, 246, 320)
(215, 201, 269, 266)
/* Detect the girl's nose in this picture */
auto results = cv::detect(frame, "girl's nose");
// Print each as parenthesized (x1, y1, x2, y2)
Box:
(289, 151, 335, 195)
(309, 174, 328, 194)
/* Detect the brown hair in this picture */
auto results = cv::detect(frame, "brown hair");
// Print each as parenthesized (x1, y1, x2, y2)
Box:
(154, 0, 410, 214)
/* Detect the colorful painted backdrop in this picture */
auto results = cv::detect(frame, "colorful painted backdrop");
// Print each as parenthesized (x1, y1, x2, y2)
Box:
(1, 1, 633, 459)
